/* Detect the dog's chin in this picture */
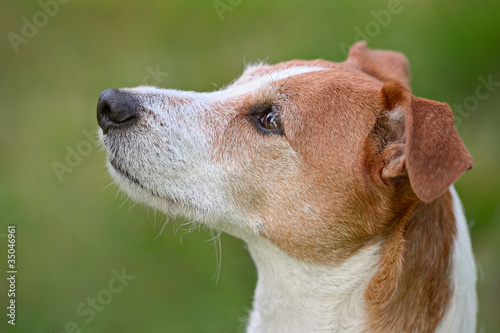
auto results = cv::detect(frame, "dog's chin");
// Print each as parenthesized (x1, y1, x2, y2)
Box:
(106, 158, 207, 221)
(108, 159, 175, 209)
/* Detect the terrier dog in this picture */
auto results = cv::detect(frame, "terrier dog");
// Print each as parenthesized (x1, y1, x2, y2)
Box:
(97, 42, 476, 332)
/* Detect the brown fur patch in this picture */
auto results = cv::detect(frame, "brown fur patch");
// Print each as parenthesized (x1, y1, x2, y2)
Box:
(364, 190, 456, 332)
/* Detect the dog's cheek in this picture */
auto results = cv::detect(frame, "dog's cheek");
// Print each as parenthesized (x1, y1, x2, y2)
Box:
(213, 135, 298, 225)
(232, 153, 314, 239)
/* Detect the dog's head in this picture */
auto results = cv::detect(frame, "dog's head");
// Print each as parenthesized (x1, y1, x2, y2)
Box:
(98, 42, 472, 263)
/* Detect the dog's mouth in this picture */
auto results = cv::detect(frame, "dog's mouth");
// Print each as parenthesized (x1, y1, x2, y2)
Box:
(102, 131, 148, 190)
(107, 156, 187, 212)
(108, 156, 160, 197)
(109, 158, 143, 188)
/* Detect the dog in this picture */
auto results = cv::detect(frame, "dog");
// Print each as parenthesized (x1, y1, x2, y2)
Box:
(97, 41, 477, 333)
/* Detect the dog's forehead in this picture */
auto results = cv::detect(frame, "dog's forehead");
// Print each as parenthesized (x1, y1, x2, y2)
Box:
(231, 60, 337, 88)
(212, 62, 327, 99)
(236, 59, 338, 82)
(202, 64, 324, 103)
(215, 60, 378, 102)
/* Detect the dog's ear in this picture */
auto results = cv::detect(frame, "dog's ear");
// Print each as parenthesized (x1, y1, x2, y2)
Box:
(345, 41, 411, 89)
(368, 81, 473, 202)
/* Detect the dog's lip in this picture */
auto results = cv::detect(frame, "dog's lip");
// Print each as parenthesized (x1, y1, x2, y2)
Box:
(108, 157, 181, 207)
(109, 158, 143, 187)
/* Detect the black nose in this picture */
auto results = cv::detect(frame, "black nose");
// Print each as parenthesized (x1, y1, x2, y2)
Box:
(97, 89, 139, 134)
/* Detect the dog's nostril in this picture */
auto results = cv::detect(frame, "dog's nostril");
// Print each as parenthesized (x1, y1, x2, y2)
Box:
(99, 102, 112, 121)
(97, 88, 139, 134)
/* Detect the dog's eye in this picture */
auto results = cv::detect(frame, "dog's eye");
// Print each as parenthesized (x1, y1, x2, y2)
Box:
(260, 111, 280, 130)
(248, 105, 284, 135)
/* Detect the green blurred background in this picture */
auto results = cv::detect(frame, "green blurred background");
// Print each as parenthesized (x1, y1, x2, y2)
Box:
(1, 0, 499, 332)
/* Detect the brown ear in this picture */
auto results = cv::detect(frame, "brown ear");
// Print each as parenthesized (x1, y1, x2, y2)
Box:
(376, 81, 473, 202)
(345, 41, 411, 89)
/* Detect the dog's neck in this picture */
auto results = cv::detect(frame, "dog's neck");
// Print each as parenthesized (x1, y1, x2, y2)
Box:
(245, 237, 379, 333)
(243, 188, 474, 333)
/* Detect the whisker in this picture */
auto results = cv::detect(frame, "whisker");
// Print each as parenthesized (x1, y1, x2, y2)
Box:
(100, 181, 115, 192)
(151, 217, 170, 242)
(209, 230, 223, 287)
(116, 195, 130, 210)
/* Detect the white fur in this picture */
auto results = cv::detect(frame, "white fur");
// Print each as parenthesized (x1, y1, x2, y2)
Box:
(435, 186, 477, 332)
(102, 94, 228, 222)
(245, 238, 380, 333)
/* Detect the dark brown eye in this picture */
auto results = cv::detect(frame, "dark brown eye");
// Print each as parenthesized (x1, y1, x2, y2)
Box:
(260, 111, 280, 130)
(248, 105, 284, 135)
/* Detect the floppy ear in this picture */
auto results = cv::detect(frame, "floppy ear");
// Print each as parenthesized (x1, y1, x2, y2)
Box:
(372, 81, 473, 202)
(345, 41, 411, 89)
